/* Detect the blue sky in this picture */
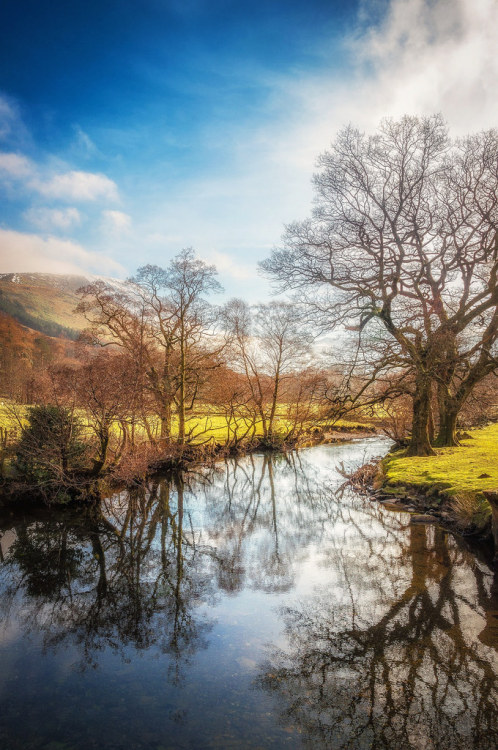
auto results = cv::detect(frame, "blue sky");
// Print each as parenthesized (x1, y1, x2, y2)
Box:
(1, 0, 497, 300)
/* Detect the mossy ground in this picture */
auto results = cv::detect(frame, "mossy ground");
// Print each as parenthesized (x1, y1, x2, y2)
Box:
(384, 423, 498, 495)
(384, 423, 498, 533)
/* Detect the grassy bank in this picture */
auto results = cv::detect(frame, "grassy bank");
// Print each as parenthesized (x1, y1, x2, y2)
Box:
(0, 400, 375, 505)
(0, 401, 371, 445)
(383, 423, 498, 534)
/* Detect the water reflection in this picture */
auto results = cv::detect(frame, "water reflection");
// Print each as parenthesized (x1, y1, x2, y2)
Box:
(1, 475, 215, 681)
(259, 520, 498, 749)
(0, 441, 497, 749)
(202, 452, 330, 595)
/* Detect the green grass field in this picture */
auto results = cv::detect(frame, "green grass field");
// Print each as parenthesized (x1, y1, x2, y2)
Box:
(384, 423, 498, 495)
(0, 401, 369, 446)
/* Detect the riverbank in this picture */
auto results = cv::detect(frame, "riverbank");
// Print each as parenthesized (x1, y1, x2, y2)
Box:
(366, 423, 498, 551)
(0, 423, 377, 508)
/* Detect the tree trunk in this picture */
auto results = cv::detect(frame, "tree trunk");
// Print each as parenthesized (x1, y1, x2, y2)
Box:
(160, 402, 172, 441)
(178, 398, 185, 445)
(407, 374, 435, 456)
(178, 319, 186, 445)
(435, 405, 460, 447)
(92, 429, 110, 476)
(116, 420, 129, 461)
(428, 395, 436, 445)
(268, 372, 280, 439)
(0, 427, 6, 479)
(435, 343, 497, 447)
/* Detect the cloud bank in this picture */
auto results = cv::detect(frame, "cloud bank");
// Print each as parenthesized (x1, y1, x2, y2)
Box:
(0, 228, 125, 277)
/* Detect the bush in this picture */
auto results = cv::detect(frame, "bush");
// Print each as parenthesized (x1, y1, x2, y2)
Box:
(15, 404, 88, 487)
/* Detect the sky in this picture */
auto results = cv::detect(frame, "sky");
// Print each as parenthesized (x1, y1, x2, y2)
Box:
(0, 0, 497, 301)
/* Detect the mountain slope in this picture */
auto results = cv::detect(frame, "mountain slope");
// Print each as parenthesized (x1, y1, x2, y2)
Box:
(0, 273, 92, 339)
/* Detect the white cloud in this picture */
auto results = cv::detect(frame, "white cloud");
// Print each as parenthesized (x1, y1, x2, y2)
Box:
(0, 150, 119, 205)
(24, 206, 82, 231)
(0, 228, 126, 277)
(34, 170, 119, 202)
(102, 209, 131, 232)
(203, 250, 258, 281)
(0, 151, 34, 179)
(350, 0, 498, 133)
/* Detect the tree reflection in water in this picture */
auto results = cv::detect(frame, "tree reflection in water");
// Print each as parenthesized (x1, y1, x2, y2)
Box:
(1, 443, 498, 749)
(0, 475, 216, 681)
(0, 452, 331, 676)
(258, 510, 498, 749)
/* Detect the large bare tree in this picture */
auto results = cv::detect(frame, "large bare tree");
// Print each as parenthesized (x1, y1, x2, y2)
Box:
(262, 116, 498, 455)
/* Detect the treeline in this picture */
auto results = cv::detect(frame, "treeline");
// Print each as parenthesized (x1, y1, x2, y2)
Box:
(2, 115, 498, 497)
(0, 250, 355, 495)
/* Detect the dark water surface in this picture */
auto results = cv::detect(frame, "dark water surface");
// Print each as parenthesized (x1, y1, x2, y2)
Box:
(1, 439, 498, 749)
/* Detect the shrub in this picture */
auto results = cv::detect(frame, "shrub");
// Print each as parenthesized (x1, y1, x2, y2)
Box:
(15, 404, 88, 487)
(451, 491, 491, 533)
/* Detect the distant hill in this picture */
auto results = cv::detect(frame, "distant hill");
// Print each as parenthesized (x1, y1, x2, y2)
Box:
(0, 272, 131, 400)
(0, 272, 95, 340)
(0, 308, 81, 399)
(0, 310, 77, 363)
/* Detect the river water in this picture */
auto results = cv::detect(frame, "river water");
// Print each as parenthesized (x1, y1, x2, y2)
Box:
(1, 438, 497, 749)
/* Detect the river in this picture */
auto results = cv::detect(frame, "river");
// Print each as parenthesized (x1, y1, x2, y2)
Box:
(0, 438, 497, 749)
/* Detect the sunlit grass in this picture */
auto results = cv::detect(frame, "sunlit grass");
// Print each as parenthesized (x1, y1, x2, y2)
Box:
(385, 423, 498, 495)
(0, 401, 27, 432)
(0, 401, 371, 445)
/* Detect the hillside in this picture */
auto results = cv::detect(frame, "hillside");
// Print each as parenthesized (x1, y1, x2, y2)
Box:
(0, 273, 102, 399)
(0, 273, 93, 339)
(0, 309, 80, 399)
(0, 310, 77, 360)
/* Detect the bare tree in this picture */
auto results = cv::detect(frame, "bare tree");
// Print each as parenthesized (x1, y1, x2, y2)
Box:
(283, 368, 330, 439)
(56, 351, 139, 475)
(77, 249, 223, 446)
(152, 249, 224, 445)
(262, 116, 498, 454)
(206, 366, 259, 448)
(224, 299, 312, 443)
